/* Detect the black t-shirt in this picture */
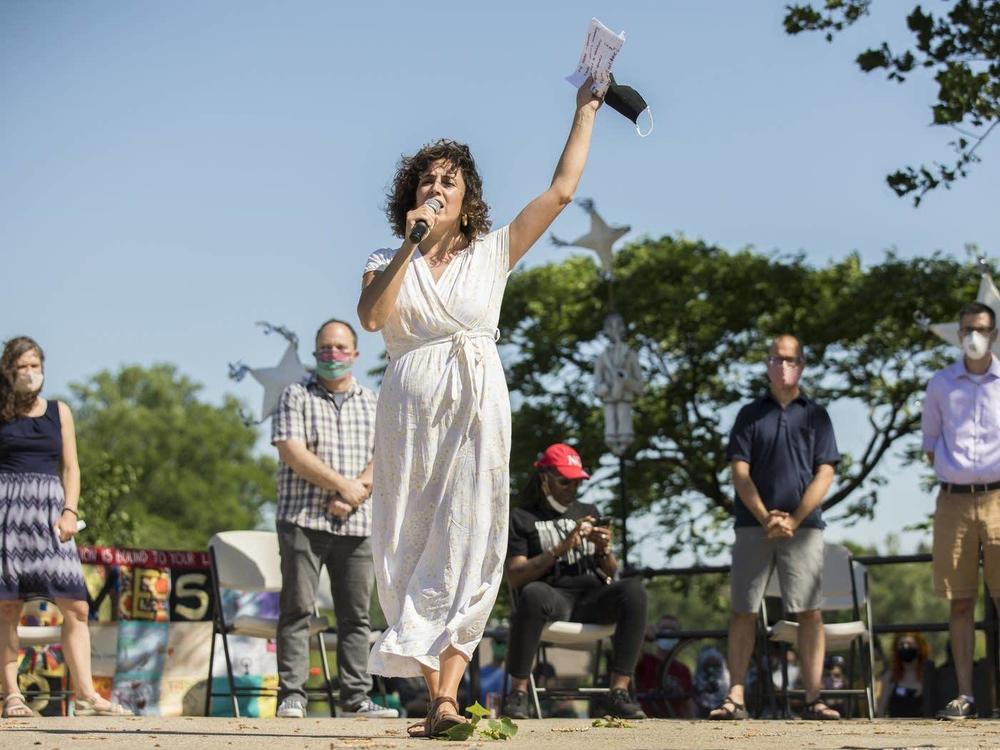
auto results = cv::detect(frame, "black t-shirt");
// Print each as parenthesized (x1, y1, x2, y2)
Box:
(508, 501, 604, 590)
(726, 391, 840, 530)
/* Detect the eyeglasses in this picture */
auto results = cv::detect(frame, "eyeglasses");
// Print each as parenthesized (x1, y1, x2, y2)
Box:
(767, 356, 803, 367)
(959, 326, 995, 337)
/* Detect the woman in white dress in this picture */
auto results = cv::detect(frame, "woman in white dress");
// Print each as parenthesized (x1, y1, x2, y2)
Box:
(357, 80, 602, 737)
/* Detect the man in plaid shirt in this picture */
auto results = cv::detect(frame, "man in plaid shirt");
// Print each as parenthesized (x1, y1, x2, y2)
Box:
(271, 318, 396, 719)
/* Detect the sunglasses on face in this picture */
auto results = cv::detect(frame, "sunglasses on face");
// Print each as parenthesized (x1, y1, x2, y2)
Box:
(546, 473, 580, 488)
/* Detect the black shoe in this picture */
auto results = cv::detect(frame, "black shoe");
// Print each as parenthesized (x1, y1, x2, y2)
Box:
(501, 690, 530, 720)
(936, 696, 976, 721)
(607, 688, 646, 720)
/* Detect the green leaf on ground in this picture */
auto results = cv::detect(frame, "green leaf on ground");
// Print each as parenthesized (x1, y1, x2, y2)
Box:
(465, 701, 491, 720)
(440, 722, 477, 741)
(437, 709, 519, 741)
(592, 716, 634, 728)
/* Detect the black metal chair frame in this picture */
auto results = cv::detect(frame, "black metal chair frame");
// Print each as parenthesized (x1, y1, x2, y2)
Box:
(501, 582, 614, 718)
(760, 548, 876, 720)
(203, 544, 336, 717)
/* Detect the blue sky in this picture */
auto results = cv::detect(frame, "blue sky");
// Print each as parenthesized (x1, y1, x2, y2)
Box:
(3, 2, 998, 564)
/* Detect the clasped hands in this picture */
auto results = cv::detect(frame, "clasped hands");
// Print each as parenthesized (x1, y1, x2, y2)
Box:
(327, 475, 372, 519)
(764, 509, 798, 539)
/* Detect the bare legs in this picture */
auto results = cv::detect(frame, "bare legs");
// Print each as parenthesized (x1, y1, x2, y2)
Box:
(420, 645, 468, 701)
(54, 597, 112, 706)
(949, 598, 975, 697)
(711, 608, 833, 717)
(0, 600, 23, 699)
(0, 598, 113, 710)
(716, 611, 757, 709)
(796, 609, 825, 703)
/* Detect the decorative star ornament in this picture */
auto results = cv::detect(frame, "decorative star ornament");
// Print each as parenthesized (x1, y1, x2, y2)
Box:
(915, 257, 1000, 355)
(550, 198, 630, 276)
(228, 322, 310, 423)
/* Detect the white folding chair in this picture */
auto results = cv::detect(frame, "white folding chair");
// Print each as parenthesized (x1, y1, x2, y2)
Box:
(7, 622, 72, 714)
(503, 582, 616, 718)
(762, 542, 876, 719)
(205, 530, 335, 717)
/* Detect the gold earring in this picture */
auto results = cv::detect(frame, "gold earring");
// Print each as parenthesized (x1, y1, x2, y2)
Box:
(461, 213, 468, 228)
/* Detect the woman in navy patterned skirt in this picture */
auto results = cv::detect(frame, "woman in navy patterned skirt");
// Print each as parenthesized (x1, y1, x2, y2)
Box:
(0, 336, 130, 717)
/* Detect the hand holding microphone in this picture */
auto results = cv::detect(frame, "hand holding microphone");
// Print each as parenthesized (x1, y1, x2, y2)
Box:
(407, 197, 443, 244)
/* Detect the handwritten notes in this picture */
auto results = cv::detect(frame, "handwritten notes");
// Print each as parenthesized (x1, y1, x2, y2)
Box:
(566, 18, 626, 97)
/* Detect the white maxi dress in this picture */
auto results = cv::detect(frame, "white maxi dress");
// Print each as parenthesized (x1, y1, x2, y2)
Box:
(365, 225, 512, 676)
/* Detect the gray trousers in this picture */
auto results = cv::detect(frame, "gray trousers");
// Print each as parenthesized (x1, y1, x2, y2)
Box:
(276, 521, 375, 709)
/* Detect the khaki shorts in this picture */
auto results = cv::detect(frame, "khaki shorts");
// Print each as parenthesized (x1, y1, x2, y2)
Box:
(932, 488, 1000, 599)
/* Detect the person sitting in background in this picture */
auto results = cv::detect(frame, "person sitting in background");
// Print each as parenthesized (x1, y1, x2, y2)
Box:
(635, 615, 695, 718)
(821, 655, 848, 715)
(769, 643, 801, 693)
(878, 633, 934, 717)
(501, 443, 647, 720)
(693, 646, 731, 718)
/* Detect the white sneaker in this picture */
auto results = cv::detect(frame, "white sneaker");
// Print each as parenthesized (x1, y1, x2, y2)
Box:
(276, 697, 306, 718)
(341, 698, 399, 718)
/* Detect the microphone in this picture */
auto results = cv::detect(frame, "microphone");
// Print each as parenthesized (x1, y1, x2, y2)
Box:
(408, 198, 443, 244)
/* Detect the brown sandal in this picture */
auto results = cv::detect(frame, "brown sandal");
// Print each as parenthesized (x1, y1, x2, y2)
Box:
(802, 699, 840, 721)
(428, 696, 467, 737)
(407, 717, 430, 738)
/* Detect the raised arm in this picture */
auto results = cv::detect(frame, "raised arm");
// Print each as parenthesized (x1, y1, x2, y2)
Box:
(508, 81, 602, 269)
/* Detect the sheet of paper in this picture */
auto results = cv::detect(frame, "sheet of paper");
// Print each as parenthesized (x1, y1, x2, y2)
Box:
(566, 17, 626, 97)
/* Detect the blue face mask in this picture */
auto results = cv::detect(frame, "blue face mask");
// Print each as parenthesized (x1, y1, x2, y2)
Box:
(656, 637, 678, 652)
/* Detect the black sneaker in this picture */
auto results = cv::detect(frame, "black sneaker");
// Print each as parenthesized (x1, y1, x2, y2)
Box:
(936, 696, 976, 721)
(501, 689, 530, 720)
(607, 688, 646, 720)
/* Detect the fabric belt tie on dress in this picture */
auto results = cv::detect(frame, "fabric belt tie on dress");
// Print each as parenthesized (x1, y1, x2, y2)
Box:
(940, 481, 1000, 494)
(426, 329, 499, 433)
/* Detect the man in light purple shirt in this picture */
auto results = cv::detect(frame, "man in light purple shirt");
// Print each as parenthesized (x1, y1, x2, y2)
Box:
(921, 301, 1000, 721)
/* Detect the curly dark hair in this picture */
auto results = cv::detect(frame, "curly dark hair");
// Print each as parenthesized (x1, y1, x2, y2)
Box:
(385, 139, 491, 242)
(1, 336, 45, 423)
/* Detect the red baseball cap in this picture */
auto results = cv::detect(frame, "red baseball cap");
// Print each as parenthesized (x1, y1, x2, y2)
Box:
(533, 443, 590, 480)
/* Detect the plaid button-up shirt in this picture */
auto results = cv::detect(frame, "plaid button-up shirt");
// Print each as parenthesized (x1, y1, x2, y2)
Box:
(271, 377, 376, 537)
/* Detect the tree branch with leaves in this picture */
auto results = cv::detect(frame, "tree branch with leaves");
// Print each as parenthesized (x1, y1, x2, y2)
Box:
(785, 0, 999, 205)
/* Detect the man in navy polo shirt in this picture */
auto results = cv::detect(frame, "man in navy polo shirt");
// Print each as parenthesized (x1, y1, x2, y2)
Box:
(709, 334, 841, 721)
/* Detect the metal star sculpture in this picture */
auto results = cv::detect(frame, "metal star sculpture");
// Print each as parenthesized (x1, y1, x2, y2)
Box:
(915, 256, 1000, 354)
(550, 198, 630, 276)
(228, 322, 310, 424)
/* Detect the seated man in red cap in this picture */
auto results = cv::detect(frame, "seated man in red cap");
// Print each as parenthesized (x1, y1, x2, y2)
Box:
(501, 443, 647, 720)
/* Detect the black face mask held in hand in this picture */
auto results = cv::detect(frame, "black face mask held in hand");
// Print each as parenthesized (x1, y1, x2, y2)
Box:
(604, 73, 653, 137)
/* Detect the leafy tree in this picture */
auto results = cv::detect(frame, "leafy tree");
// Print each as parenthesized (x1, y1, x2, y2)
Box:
(75, 451, 140, 547)
(67, 364, 276, 549)
(784, 1, 999, 205)
(500, 237, 976, 561)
